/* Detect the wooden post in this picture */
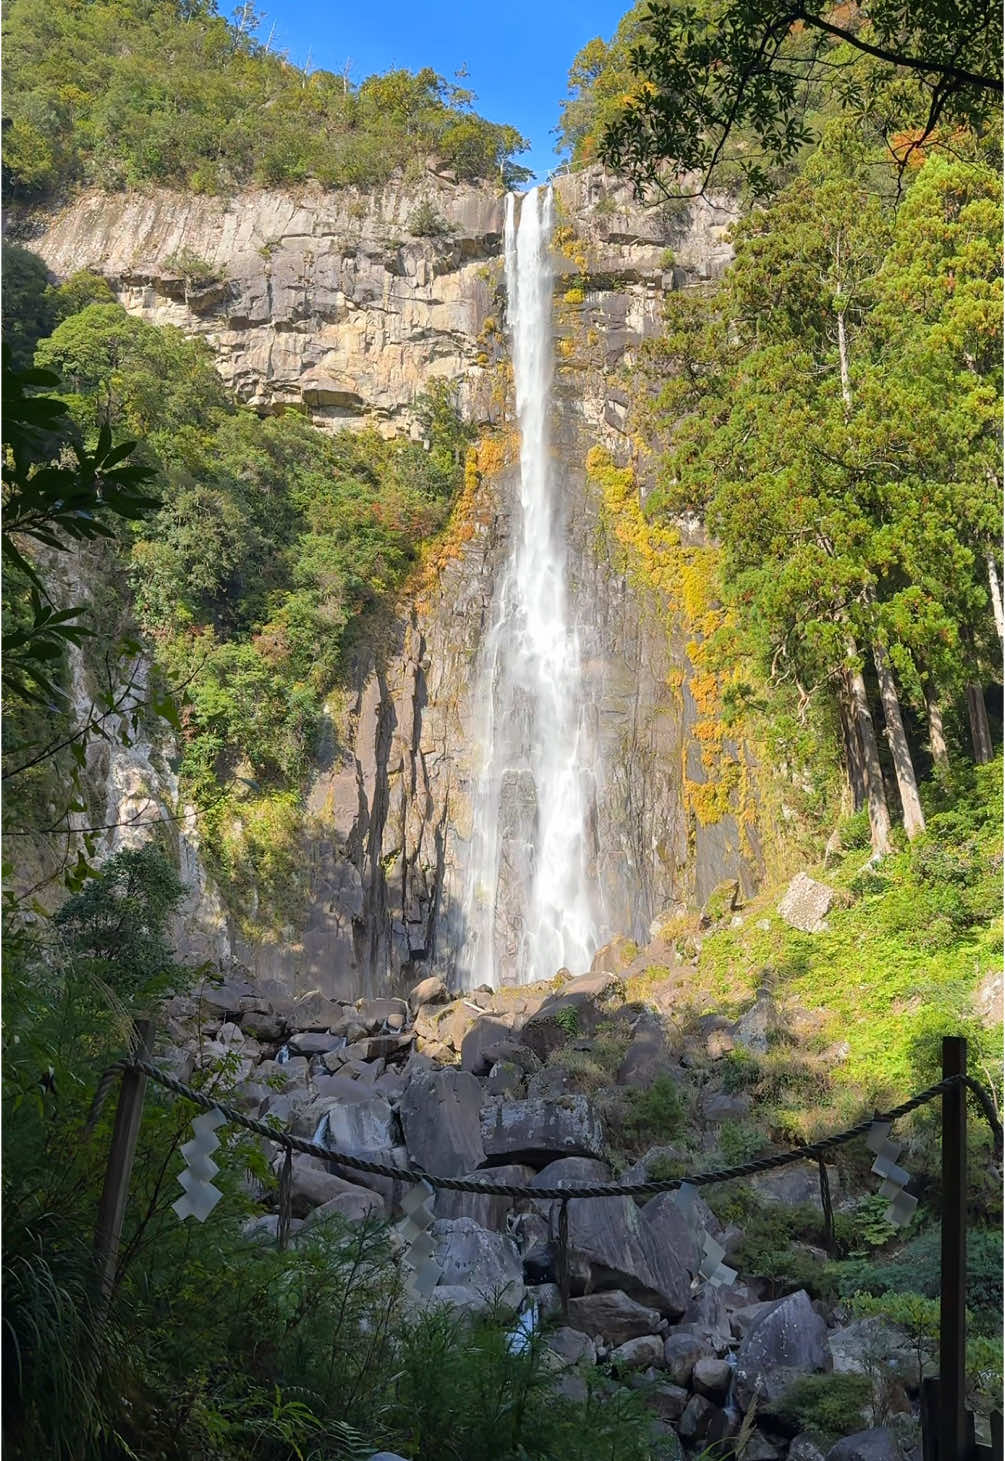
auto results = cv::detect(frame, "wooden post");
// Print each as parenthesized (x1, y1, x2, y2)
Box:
(940, 1036, 968, 1461)
(93, 1019, 154, 1303)
(921, 1379, 940, 1461)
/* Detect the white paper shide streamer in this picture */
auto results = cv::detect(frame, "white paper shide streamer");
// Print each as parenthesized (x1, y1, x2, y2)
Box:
(866, 1120, 918, 1226)
(173, 1107, 226, 1222)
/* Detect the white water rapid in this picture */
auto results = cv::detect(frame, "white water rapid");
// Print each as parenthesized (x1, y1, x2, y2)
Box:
(458, 186, 599, 988)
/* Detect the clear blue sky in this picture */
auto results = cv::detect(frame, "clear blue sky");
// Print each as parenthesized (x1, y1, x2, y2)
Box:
(248, 1, 628, 182)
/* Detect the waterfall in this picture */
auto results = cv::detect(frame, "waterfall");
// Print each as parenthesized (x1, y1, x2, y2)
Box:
(458, 186, 599, 988)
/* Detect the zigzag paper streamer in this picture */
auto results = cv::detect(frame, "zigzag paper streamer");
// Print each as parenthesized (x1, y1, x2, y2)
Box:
(866, 1119, 915, 1227)
(395, 1179, 441, 1296)
(173, 1107, 226, 1222)
(672, 1183, 737, 1288)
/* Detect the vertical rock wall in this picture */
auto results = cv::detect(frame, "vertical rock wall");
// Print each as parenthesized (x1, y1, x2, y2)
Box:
(23, 166, 761, 998)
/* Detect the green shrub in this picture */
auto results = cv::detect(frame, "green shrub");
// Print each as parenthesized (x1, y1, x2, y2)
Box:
(720, 1048, 761, 1093)
(832, 1194, 899, 1257)
(717, 1118, 768, 1165)
(728, 1200, 836, 1297)
(407, 199, 452, 237)
(774, 1372, 872, 1440)
(621, 1076, 685, 1149)
(646, 1152, 690, 1183)
(837, 1225, 1003, 1334)
(838, 808, 872, 850)
(554, 1004, 581, 1037)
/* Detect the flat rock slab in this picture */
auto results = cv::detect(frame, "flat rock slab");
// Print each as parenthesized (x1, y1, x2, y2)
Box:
(778, 872, 835, 933)
(480, 1096, 605, 1170)
(565, 1290, 663, 1346)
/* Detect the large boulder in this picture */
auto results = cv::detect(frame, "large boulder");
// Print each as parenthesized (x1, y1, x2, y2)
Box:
(828, 1318, 922, 1387)
(460, 1013, 519, 1074)
(315, 1085, 398, 1155)
(434, 1164, 536, 1231)
(480, 1096, 605, 1169)
(563, 1194, 693, 1317)
(288, 1156, 380, 1217)
(565, 1291, 664, 1346)
(617, 1018, 673, 1088)
(663, 1332, 715, 1386)
(304, 1186, 384, 1225)
(409, 974, 447, 1010)
(778, 873, 835, 933)
(399, 1066, 485, 1175)
(241, 1007, 288, 1042)
(531, 1157, 611, 1196)
(749, 1164, 839, 1213)
(430, 1217, 523, 1302)
(733, 1289, 831, 1410)
(545, 1327, 597, 1368)
(609, 1334, 664, 1372)
(825, 1432, 905, 1461)
(733, 994, 779, 1054)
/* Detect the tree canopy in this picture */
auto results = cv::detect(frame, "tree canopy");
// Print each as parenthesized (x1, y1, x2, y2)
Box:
(564, 0, 1002, 195)
(2, 0, 530, 199)
(634, 130, 1002, 847)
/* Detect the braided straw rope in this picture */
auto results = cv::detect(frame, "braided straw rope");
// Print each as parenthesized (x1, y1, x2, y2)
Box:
(87, 1057, 1002, 1201)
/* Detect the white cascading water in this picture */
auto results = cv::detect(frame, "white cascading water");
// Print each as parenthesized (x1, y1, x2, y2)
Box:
(458, 186, 598, 987)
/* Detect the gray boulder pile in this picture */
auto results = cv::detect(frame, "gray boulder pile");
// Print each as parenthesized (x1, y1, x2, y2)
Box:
(160, 968, 918, 1457)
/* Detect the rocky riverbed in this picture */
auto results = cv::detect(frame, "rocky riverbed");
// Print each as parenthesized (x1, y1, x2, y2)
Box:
(160, 938, 928, 1458)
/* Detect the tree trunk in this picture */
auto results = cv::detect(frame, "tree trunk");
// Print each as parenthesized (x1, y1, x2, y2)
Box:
(923, 679, 950, 771)
(839, 670, 867, 811)
(986, 549, 1004, 648)
(836, 305, 853, 418)
(966, 683, 994, 764)
(872, 641, 925, 838)
(847, 648, 892, 855)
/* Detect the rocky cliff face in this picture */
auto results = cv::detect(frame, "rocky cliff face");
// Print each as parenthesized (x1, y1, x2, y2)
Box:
(26, 167, 759, 999)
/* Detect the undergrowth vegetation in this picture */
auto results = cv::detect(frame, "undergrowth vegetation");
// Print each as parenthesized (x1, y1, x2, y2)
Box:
(3, 846, 669, 1461)
(695, 761, 1003, 1111)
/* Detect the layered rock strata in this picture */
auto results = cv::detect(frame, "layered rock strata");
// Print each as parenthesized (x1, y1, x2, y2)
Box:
(23, 167, 760, 996)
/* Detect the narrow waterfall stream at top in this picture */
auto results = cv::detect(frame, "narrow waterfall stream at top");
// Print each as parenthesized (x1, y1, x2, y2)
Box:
(458, 185, 600, 988)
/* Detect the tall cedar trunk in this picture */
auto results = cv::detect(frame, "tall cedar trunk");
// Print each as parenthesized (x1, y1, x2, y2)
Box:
(847, 649, 892, 855)
(839, 669, 867, 810)
(836, 306, 853, 416)
(872, 641, 925, 838)
(987, 549, 1005, 648)
(966, 683, 994, 764)
(923, 679, 950, 771)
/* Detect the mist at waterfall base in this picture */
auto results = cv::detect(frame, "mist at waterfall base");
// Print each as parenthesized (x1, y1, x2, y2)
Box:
(458, 186, 602, 989)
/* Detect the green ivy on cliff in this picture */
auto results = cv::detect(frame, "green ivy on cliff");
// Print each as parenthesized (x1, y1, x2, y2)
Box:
(3, 0, 531, 199)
